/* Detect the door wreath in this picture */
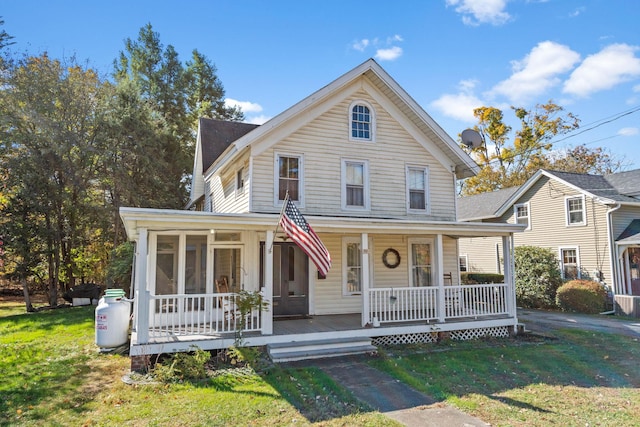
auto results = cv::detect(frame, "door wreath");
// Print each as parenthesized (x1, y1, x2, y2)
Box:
(382, 248, 401, 269)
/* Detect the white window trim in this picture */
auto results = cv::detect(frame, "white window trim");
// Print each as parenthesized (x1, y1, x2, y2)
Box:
(348, 100, 376, 142)
(514, 202, 531, 230)
(235, 167, 245, 197)
(408, 238, 435, 287)
(565, 195, 586, 226)
(341, 158, 370, 211)
(459, 254, 468, 273)
(274, 152, 304, 207)
(342, 237, 363, 296)
(406, 165, 430, 214)
(559, 246, 581, 280)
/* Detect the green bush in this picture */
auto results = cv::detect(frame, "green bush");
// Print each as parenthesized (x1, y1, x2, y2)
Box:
(556, 280, 607, 314)
(153, 346, 210, 382)
(515, 246, 563, 308)
(461, 273, 505, 284)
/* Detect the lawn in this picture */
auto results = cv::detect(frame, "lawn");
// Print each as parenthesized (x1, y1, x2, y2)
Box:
(1, 300, 639, 426)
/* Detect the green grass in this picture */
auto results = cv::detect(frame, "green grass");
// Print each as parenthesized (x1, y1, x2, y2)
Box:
(2, 302, 639, 426)
(370, 332, 640, 426)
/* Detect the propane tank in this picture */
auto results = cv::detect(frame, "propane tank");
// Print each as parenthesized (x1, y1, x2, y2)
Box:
(95, 289, 131, 349)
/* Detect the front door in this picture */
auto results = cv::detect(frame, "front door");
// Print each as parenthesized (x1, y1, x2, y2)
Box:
(272, 242, 309, 316)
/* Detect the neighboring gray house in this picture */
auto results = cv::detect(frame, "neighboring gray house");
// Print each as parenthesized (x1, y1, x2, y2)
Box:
(458, 169, 640, 317)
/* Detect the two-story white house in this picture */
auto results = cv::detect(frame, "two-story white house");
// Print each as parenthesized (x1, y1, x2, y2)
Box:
(120, 59, 524, 368)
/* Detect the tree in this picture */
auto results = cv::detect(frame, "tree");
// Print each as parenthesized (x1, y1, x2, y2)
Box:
(0, 17, 15, 51)
(515, 246, 563, 309)
(0, 54, 109, 305)
(114, 24, 243, 206)
(461, 101, 581, 195)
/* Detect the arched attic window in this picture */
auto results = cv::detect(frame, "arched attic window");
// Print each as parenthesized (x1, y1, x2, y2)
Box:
(349, 100, 375, 142)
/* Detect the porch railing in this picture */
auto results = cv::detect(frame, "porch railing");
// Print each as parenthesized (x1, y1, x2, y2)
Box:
(369, 283, 509, 325)
(146, 293, 262, 339)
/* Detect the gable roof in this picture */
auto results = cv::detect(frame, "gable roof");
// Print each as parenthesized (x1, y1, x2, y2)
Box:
(198, 118, 259, 174)
(200, 58, 479, 180)
(616, 219, 640, 243)
(457, 186, 520, 221)
(458, 168, 640, 221)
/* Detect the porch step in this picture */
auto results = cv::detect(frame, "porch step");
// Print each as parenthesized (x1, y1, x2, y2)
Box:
(267, 337, 377, 363)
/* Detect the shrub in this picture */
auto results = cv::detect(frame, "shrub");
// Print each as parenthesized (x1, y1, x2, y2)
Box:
(461, 273, 504, 284)
(153, 346, 210, 382)
(556, 280, 607, 314)
(515, 246, 563, 308)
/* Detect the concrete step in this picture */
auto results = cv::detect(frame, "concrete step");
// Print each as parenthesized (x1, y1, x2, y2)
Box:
(267, 337, 377, 363)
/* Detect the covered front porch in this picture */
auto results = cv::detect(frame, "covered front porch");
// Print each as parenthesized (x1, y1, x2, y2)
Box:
(121, 207, 524, 357)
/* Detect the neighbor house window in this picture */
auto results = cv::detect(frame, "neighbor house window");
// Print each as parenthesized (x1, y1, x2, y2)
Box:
(410, 240, 433, 287)
(343, 237, 362, 295)
(349, 100, 375, 141)
(275, 153, 302, 204)
(560, 247, 580, 280)
(459, 255, 468, 272)
(407, 166, 429, 212)
(514, 202, 530, 230)
(342, 159, 369, 210)
(566, 196, 585, 226)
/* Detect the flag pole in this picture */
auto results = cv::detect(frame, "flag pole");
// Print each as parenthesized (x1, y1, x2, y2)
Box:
(269, 190, 289, 253)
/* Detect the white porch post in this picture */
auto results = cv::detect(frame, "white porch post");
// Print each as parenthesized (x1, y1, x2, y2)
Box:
(436, 234, 445, 322)
(135, 228, 149, 343)
(262, 230, 274, 335)
(502, 234, 516, 317)
(361, 233, 370, 327)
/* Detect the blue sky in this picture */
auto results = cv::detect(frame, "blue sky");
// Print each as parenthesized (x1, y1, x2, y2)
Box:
(4, 0, 640, 169)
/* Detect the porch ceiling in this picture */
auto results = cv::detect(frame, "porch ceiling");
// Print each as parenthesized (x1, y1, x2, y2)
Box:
(120, 207, 524, 240)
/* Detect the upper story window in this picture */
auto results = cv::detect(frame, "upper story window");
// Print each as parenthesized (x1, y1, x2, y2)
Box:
(236, 168, 244, 194)
(341, 159, 370, 210)
(565, 195, 585, 226)
(514, 202, 530, 230)
(275, 153, 303, 204)
(349, 100, 375, 141)
(407, 166, 429, 212)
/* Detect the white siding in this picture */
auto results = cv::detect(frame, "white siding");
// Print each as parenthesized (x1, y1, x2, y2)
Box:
(250, 89, 456, 220)
(208, 152, 251, 213)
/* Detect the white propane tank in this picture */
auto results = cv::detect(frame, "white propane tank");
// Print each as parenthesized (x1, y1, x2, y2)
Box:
(95, 289, 131, 349)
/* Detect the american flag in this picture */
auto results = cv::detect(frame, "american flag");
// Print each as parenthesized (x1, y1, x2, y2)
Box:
(279, 197, 332, 276)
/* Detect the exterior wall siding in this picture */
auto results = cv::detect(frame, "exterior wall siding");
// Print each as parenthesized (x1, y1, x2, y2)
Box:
(250, 89, 456, 220)
(208, 152, 250, 213)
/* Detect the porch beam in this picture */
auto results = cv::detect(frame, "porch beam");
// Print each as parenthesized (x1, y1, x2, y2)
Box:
(436, 234, 445, 322)
(263, 230, 274, 335)
(361, 233, 370, 327)
(134, 228, 149, 344)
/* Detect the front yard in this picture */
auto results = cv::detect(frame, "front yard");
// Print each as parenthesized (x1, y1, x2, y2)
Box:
(1, 299, 639, 426)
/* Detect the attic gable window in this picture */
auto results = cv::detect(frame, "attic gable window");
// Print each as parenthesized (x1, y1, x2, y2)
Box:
(514, 202, 530, 230)
(349, 101, 375, 141)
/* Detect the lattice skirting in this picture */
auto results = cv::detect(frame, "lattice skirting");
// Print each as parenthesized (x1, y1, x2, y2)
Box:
(372, 326, 511, 346)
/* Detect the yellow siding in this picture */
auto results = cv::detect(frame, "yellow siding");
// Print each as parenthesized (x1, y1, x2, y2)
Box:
(612, 206, 640, 239)
(250, 88, 456, 220)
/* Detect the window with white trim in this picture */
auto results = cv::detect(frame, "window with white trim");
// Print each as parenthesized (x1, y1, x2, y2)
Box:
(560, 247, 580, 280)
(275, 153, 302, 204)
(236, 168, 244, 195)
(407, 166, 429, 212)
(459, 255, 468, 272)
(349, 101, 375, 141)
(409, 239, 433, 287)
(341, 159, 369, 210)
(342, 237, 362, 295)
(514, 202, 530, 230)
(566, 196, 585, 226)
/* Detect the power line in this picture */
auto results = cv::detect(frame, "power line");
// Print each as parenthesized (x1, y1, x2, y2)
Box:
(550, 104, 640, 144)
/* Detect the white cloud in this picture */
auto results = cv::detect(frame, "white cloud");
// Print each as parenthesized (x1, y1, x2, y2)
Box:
(245, 115, 271, 125)
(490, 41, 580, 104)
(446, 0, 511, 26)
(618, 127, 639, 136)
(225, 98, 263, 114)
(352, 39, 370, 52)
(563, 44, 640, 97)
(351, 34, 404, 61)
(375, 46, 403, 61)
(430, 80, 484, 122)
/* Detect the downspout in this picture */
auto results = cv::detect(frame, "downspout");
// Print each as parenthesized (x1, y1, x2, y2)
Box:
(604, 203, 621, 315)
